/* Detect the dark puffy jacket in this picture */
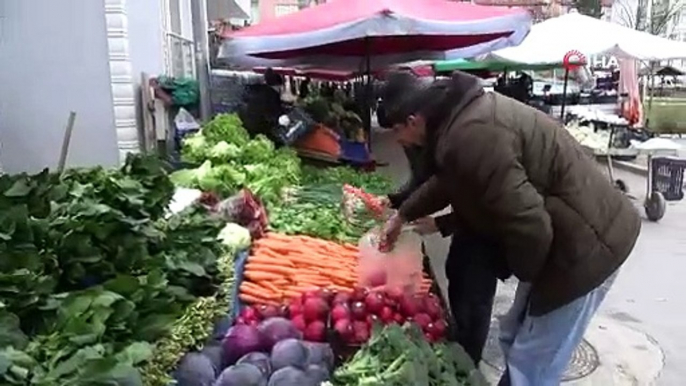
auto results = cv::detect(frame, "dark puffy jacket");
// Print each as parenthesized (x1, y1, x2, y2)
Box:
(398, 71, 641, 316)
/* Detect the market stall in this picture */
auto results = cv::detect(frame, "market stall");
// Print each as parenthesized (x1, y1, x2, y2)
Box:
(0, 113, 486, 385)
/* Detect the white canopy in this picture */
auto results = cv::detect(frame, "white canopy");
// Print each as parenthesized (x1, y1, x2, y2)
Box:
(491, 11, 686, 64)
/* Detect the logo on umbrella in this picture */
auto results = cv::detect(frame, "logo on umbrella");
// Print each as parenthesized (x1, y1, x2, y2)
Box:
(562, 50, 587, 70)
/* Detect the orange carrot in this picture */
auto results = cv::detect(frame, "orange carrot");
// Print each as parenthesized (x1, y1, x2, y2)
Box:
(239, 293, 278, 306)
(244, 263, 294, 276)
(244, 271, 284, 282)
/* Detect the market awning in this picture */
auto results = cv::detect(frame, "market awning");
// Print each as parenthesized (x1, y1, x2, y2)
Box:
(219, 0, 531, 68)
(490, 10, 686, 65)
(433, 58, 567, 73)
(253, 67, 359, 82)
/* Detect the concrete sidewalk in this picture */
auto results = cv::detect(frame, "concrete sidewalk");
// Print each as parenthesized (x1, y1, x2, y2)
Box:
(370, 129, 674, 386)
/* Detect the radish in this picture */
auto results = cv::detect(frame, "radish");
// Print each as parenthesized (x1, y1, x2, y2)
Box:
(367, 270, 387, 287)
(304, 321, 326, 342)
(352, 287, 369, 302)
(235, 316, 247, 325)
(332, 292, 352, 305)
(350, 301, 367, 320)
(289, 302, 302, 318)
(317, 288, 335, 303)
(385, 287, 404, 302)
(413, 313, 432, 331)
(334, 318, 353, 340)
(240, 306, 260, 322)
(292, 314, 307, 332)
(379, 306, 394, 324)
(424, 332, 437, 343)
(331, 304, 351, 322)
(423, 297, 443, 320)
(352, 321, 370, 343)
(399, 295, 421, 317)
(366, 314, 380, 327)
(433, 319, 447, 338)
(258, 305, 279, 319)
(302, 290, 322, 302)
(393, 313, 405, 325)
(364, 292, 385, 315)
(302, 297, 329, 322)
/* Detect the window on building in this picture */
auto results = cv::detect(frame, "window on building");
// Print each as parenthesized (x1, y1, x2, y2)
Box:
(275, 4, 299, 17)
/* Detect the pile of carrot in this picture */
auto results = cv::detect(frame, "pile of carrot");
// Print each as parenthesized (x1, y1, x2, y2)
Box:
(238, 232, 434, 306)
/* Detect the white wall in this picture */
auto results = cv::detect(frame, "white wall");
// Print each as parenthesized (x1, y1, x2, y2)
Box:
(0, 0, 120, 173)
(127, 0, 166, 79)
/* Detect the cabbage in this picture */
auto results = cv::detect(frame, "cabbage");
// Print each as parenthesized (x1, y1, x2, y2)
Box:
(237, 352, 272, 377)
(240, 135, 276, 164)
(217, 223, 251, 251)
(305, 364, 330, 384)
(174, 352, 217, 386)
(222, 324, 266, 365)
(267, 366, 312, 386)
(303, 342, 334, 370)
(257, 317, 302, 350)
(201, 343, 226, 375)
(215, 363, 267, 386)
(270, 339, 308, 371)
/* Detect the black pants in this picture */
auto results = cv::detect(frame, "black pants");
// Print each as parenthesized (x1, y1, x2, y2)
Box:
(445, 233, 499, 365)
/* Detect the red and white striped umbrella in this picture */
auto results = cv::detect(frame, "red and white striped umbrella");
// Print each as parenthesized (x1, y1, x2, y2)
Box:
(219, 0, 531, 70)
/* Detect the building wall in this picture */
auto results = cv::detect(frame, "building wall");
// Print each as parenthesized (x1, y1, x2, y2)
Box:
(0, 0, 120, 173)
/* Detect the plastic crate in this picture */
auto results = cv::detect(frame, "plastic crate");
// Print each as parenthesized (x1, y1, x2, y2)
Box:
(651, 157, 686, 201)
(339, 140, 371, 164)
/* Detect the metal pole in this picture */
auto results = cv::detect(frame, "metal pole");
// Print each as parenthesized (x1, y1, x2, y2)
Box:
(191, 0, 212, 122)
(559, 68, 569, 121)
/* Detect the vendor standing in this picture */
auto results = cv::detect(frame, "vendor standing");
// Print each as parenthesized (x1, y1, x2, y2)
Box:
(380, 70, 640, 386)
(239, 68, 286, 142)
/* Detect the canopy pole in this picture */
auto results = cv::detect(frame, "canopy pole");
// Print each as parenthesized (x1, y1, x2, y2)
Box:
(364, 37, 372, 147)
(191, 0, 212, 122)
(559, 68, 570, 121)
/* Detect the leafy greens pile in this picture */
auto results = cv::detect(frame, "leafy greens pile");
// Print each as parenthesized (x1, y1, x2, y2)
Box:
(332, 324, 488, 386)
(0, 154, 227, 385)
(270, 166, 394, 243)
(170, 113, 301, 204)
(170, 113, 397, 243)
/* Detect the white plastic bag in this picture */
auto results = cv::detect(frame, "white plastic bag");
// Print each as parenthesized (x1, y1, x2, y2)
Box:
(175, 108, 200, 133)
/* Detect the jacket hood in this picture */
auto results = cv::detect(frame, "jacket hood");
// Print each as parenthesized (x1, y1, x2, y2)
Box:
(422, 71, 485, 134)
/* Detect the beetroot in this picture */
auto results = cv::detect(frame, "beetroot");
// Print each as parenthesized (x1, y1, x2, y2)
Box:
(331, 304, 351, 322)
(303, 321, 326, 342)
(291, 314, 307, 332)
(366, 314, 379, 326)
(301, 290, 321, 301)
(385, 287, 404, 302)
(364, 292, 385, 315)
(350, 301, 366, 320)
(332, 292, 352, 305)
(413, 313, 432, 330)
(393, 313, 405, 325)
(333, 319, 353, 341)
(235, 316, 247, 325)
(302, 297, 329, 322)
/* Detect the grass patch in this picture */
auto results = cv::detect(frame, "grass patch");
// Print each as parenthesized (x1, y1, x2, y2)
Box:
(646, 97, 686, 134)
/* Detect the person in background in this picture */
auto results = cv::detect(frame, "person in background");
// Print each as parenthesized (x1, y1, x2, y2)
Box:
(239, 68, 285, 142)
(377, 71, 505, 365)
(380, 70, 640, 386)
(299, 77, 311, 99)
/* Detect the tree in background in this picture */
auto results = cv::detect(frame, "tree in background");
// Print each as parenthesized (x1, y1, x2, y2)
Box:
(575, 0, 604, 18)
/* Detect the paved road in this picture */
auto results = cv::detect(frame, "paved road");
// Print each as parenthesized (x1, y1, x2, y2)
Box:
(372, 130, 685, 385)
